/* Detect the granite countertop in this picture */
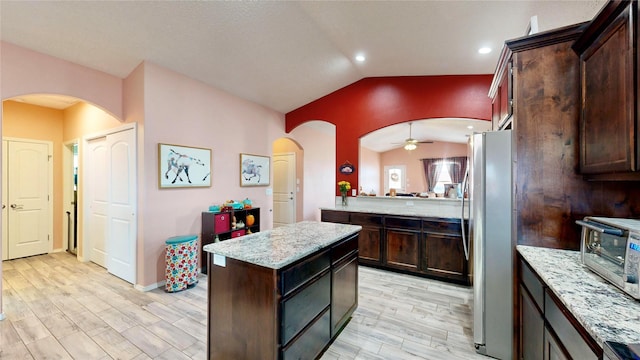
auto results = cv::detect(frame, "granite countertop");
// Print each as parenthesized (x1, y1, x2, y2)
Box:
(322, 195, 467, 218)
(203, 221, 362, 269)
(517, 245, 640, 347)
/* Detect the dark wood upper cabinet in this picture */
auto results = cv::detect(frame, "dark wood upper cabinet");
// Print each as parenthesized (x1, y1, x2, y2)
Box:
(489, 48, 514, 130)
(572, 0, 640, 179)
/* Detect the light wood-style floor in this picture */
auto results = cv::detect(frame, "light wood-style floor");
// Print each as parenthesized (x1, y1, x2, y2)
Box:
(1, 252, 489, 359)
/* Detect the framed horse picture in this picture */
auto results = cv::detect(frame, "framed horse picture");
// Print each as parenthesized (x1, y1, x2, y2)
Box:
(240, 153, 270, 187)
(158, 143, 212, 188)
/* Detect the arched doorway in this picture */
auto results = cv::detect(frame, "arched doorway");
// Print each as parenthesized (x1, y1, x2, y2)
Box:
(272, 138, 303, 227)
(1, 94, 137, 283)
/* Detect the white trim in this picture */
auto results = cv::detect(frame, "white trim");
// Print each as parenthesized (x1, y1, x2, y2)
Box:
(3, 137, 54, 256)
(84, 122, 135, 142)
(134, 281, 165, 292)
(82, 123, 138, 283)
(62, 139, 79, 254)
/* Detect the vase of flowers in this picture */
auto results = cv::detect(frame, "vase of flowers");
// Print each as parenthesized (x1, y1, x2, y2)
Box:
(338, 180, 351, 206)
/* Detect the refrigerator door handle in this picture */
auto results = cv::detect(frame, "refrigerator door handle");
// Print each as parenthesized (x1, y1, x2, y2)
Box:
(460, 169, 470, 261)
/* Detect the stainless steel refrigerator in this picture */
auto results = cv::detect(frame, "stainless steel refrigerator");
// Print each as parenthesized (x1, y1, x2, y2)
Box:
(466, 130, 513, 359)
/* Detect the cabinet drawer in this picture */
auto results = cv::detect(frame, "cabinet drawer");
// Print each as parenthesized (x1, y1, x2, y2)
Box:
(331, 234, 358, 264)
(282, 308, 330, 360)
(521, 259, 544, 311)
(350, 213, 382, 227)
(230, 229, 245, 238)
(281, 251, 330, 296)
(282, 272, 331, 346)
(321, 210, 350, 224)
(214, 214, 230, 233)
(422, 219, 461, 235)
(385, 216, 421, 230)
(544, 290, 598, 360)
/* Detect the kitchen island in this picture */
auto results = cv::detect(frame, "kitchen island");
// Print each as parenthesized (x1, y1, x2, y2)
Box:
(203, 221, 361, 360)
(517, 245, 640, 359)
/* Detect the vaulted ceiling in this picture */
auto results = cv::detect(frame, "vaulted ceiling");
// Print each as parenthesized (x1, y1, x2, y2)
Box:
(1, 1, 606, 115)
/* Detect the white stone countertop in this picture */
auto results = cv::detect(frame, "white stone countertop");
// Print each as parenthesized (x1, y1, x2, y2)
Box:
(322, 195, 467, 219)
(203, 221, 362, 269)
(517, 245, 640, 347)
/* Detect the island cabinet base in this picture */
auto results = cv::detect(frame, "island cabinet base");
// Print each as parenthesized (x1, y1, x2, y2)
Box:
(207, 233, 359, 360)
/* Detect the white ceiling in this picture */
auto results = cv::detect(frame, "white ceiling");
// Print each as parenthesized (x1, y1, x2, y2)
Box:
(1, 0, 606, 115)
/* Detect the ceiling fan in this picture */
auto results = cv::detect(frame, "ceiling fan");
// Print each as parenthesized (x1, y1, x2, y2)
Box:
(396, 122, 433, 151)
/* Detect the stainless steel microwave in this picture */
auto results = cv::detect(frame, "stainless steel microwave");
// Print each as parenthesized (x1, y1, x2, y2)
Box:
(577, 217, 640, 300)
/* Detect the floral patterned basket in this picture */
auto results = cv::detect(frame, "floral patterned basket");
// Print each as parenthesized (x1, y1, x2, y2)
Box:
(165, 235, 199, 292)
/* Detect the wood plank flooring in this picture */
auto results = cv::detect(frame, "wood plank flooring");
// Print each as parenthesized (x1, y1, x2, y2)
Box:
(1, 252, 489, 359)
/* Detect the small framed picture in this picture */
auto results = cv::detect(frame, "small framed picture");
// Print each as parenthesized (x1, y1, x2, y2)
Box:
(240, 153, 270, 187)
(339, 162, 355, 175)
(159, 143, 212, 188)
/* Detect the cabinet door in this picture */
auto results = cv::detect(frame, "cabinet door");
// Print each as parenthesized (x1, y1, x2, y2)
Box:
(422, 232, 466, 279)
(358, 226, 382, 264)
(385, 229, 419, 271)
(331, 254, 358, 337)
(520, 285, 544, 360)
(321, 210, 350, 224)
(544, 326, 570, 360)
(579, 3, 635, 174)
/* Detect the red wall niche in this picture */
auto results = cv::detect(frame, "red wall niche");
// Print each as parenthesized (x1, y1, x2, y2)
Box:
(285, 75, 493, 195)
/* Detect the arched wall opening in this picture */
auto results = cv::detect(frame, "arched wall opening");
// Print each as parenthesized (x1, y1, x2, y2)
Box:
(285, 75, 493, 196)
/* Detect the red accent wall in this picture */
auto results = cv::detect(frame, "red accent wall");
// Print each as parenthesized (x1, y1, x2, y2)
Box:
(285, 75, 493, 195)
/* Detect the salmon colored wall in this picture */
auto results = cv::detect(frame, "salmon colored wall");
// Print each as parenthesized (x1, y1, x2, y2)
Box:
(62, 102, 124, 263)
(140, 62, 286, 287)
(285, 75, 492, 195)
(379, 142, 468, 193)
(63, 102, 125, 142)
(273, 138, 304, 221)
(1, 41, 123, 119)
(2, 101, 65, 251)
(122, 63, 146, 287)
(359, 146, 381, 195)
(287, 122, 336, 221)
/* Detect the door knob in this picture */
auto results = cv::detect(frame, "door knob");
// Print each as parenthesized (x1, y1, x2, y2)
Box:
(10, 204, 23, 210)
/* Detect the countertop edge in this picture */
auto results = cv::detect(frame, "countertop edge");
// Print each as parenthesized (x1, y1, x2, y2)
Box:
(517, 245, 640, 348)
(204, 221, 362, 270)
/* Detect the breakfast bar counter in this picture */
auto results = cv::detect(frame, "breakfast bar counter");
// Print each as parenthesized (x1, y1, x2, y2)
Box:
(204, 221, 361, 360)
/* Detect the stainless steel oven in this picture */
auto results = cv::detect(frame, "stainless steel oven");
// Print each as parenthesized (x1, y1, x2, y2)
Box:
(577, 217, 640, 300)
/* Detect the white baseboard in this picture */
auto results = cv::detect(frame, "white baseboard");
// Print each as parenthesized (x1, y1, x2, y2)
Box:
(0, 312, 6, 321)
(134, 281, 165, 292)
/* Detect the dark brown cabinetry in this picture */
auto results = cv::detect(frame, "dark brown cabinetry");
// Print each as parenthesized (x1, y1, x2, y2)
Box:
(207, 232, 358, 360)
(573, 0, 640, 179)
(330, 236, 358, 337)
(349, 213, 383, 265)
(490, 50, 513, 130)
(200, 207, 260, 274)
(385, 216, 420, 271)
(321, 209, 469, 285)
(518, 257, 601, 360)
(422, 219, 467, 281)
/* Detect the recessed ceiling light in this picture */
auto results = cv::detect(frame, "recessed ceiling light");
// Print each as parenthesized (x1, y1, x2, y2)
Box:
(478, 47, 492, 54)
(355, 54, 366, 62)
(467, 125, 474, 129)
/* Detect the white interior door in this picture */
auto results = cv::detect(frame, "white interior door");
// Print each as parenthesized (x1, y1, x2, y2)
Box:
(84, 127, 136, 284)
(5, 140, 51, 259)
(273, 153, 296, 228)
(87, 137, 108, 267)
(2, 141, 7, 261)
(106, 129, 136, 283)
